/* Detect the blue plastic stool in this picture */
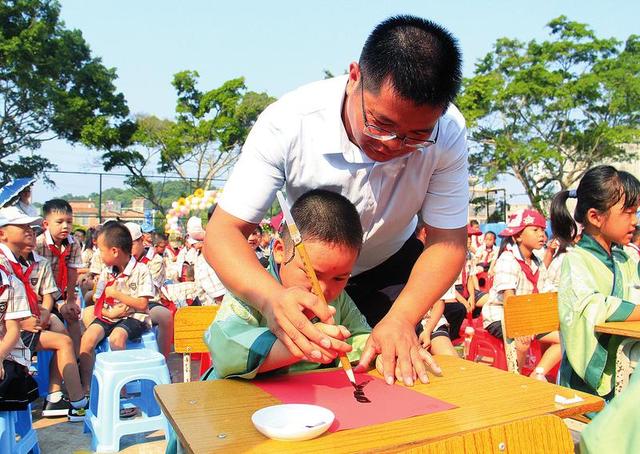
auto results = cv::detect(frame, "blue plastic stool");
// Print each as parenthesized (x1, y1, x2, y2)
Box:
(96, 327, 159, 354)
(84, 350, 171, 452)
(0, 405, 41, 454)
(34, 350, 54, 398)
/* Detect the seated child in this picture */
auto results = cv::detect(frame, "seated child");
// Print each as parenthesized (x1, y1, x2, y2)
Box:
(125, 222, 173, 359)
(193, 204, 227, 305)
(482, 208, 561, 377)
(79, 221, 154, 396)
(0, 206, 87, 420)
(552, 165, 640, 398)
(204, 189, 373, 379)
(35, 199, 83, 354)
(416, 283, 458, 356)
(474, 230, 497, 273)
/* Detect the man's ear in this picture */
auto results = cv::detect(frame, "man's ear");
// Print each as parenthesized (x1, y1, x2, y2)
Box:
(272, 238, 286, 265)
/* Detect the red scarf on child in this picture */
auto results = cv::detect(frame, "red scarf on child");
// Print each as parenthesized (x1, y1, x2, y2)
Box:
(513, 248, 540, 293)
(0, 250, 40, 316)
(48, 241, 71, 295)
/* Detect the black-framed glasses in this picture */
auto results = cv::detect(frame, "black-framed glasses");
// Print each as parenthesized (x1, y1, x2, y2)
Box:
(360, 77, 439, 149)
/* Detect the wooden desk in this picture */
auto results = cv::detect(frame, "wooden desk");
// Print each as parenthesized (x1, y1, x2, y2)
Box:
(155, 355, 603, 454)
(595, 321, 640, 338)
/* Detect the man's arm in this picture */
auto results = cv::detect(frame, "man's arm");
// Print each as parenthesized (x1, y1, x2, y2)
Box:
(358, 225, 466, 386)
(203, 207, 351, 362)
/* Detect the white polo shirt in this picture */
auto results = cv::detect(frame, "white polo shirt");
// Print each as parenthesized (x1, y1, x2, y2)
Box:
(219, 75, 469, 275)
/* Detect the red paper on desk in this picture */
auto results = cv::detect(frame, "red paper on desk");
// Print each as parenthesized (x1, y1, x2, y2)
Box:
(253, 370, 456, 432)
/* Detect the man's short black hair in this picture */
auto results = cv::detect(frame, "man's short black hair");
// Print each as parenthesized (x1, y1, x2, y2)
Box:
(282, 189, 363, 253)
(359, 15, 462, 107)
(43, 199, 73, 217)
(98, 221, 132, 255)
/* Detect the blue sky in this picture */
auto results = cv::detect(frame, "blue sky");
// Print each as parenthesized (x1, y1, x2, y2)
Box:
(30, 0, 640, 203)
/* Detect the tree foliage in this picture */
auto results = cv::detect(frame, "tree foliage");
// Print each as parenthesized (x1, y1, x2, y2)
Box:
(102, 71, 275, 214)
(0, 0, 131, 184)
(458, 16, 640, 213)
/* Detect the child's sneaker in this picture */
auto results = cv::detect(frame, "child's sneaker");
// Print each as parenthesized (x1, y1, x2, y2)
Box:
(68, 404, 87, 422)
(42, 399, 71, 418)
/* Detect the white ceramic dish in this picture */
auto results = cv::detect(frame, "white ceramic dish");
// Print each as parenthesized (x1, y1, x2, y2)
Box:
(251, 404, 335, 441)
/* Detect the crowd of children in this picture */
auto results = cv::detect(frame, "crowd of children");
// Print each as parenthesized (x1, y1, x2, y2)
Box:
(1, 164, 640, 449)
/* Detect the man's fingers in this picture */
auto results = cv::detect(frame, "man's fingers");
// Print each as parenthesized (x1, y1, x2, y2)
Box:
(396, 342, 416, 386)
(271, 320, 310, 360)
(355, 338, 378, 372)
(411, 347, 429, 383)
(419, 348, 443, 377)
(299, 292, 335, 324)
(380, 343, 397, 385)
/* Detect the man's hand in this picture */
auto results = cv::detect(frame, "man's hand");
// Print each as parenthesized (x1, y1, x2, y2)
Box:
(262, 286, 351, 363)
(20, 316, 42, 333)
(356, 314, 442, 386)
(374, 347, 437, 382)
(59, 302, 81, 321)
(306, 323, 352, 364)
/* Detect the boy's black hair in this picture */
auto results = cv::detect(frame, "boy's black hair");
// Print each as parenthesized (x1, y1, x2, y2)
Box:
(98, 221, 132, 255)
(359, 15, 462, 107)
(42, 199, 73, 217)
(551, 165, 640, 244)
(282, 189, 363, 252)
(152, 232, 168, 245)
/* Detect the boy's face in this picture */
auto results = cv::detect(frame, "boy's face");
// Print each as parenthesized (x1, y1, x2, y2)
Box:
(142, 232, 152, 245)
(44, 211, 73, 242)
(484, 234, 496, 248)
(74, 230, 85, 244)
(0, 224, 35, 252)
(97, 234, 120, 267)
(154, 240, 167, 255)
(131, 237, 145, 259)
(273, 238, 358, 304)
(248, 228, 261, 249)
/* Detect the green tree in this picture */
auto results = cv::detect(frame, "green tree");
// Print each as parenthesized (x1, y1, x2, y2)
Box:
(0, 0, 131, 184)
(102, 71, 275, 214)
(458, 16, 640, 213)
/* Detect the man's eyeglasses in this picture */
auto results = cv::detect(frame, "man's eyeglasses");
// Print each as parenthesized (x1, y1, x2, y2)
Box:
(360, 77, 439, 149)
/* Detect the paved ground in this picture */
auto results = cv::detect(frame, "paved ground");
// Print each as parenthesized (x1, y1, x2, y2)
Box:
(32, 353, 201, 454)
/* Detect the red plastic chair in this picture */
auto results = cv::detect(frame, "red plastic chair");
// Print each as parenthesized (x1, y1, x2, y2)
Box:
(466, 329, 508, 370)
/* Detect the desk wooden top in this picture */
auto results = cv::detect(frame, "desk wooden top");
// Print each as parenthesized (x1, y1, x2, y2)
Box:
(155, 355, 603, 454)
(595, 321, 640, 338)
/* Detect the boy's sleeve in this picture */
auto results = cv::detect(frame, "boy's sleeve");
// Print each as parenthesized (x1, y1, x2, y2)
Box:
(148, 256, 166, 290)
(67, 241, 83, 268)
(133, 266, 156, 299)
(1, 274, 33, 320)
(204, 296, 277, 379)
(93, 270, 109, 301)
(334, 291, 371, 363)
(38, 260, 60, 296)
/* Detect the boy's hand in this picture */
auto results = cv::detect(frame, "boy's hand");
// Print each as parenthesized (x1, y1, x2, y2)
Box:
(59, 302, 81, 321)
(39, 307, 51, 330)
(20, 316, 42, 333)
(111, 303, 130, 319)
(418, 330, 431, 350)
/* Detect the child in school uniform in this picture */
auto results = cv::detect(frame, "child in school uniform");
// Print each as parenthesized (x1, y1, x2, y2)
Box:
(193, 204, 226, 305)
(35, 199, 83, 354)
(474, 231, 498, 273)
(551, 165, 640, 399)
(125, 222, 173, 359)
(204, 189, 438, 382)
(482, 208, 561, 377)
(0, 207, 88, 420)
(79, 221, 154, 396)
(417, 283, 458, 356)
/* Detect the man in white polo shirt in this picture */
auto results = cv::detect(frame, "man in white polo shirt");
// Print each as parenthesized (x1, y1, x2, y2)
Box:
(204, 15, 468, 386)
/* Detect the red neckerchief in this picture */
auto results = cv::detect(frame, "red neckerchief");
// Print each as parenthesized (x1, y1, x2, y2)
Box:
(482, 246, 494, 265)
(512, 247, 539, 293)
(0, 250, 40, 316)
(139, 247, 153, 264)
(166, 246, 178, 258)
(48, 239, 71, 294)
(94, 260, 136, 323)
